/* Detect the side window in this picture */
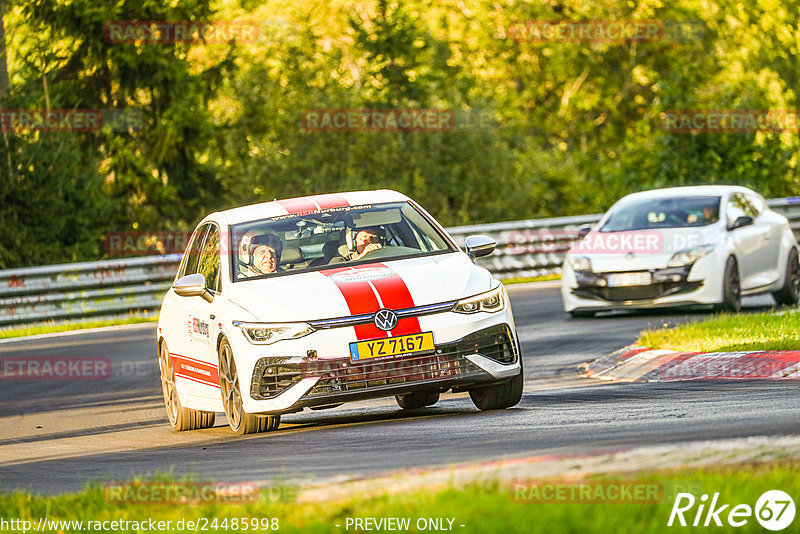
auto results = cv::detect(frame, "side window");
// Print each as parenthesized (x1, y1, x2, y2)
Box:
(726, 194, 749, 227)
(745, 194, 764, 217)
(179, 224, 209, 277)
(197, 226, 221, 292)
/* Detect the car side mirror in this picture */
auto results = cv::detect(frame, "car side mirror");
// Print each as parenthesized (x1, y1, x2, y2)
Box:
(577, 224, 593, 240)
(465, 235, 496, 259)
(173, 273, 214, 303)
(728, 215, 754, 231)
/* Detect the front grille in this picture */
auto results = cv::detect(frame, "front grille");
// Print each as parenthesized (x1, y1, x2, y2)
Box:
(573, 281, 702, 302)
(250, 324, 517, 400)
(308, 353, 483, 397)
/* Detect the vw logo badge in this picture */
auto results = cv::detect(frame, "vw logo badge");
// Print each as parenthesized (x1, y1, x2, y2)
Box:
(625, 251, 635, 260)
(374, 309, 398, 331)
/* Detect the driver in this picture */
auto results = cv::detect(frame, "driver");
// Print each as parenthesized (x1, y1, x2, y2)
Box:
(349, 226, 383, 261)
(687, 204, 719, 225)
(701, 204, 719, 223)
(239, 232, 283, 277)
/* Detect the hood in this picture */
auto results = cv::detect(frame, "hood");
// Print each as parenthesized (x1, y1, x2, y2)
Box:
(225, 252, 493, 322)
(568, 226, 719, 272)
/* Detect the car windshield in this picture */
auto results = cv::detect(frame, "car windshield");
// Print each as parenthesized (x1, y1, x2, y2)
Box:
(599, 196, 721, 232)
(230, 201, 455, 281)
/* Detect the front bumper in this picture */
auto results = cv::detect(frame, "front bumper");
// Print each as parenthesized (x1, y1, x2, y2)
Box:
(561, 258, 723, 312)
(571, 266, 703, 302)
(245, 324, 520, 415)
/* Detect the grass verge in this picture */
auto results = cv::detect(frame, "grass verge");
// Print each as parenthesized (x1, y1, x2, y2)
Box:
(0, 315, 158, 340)
(502, 273, 561, 285)
(639, 309, 800, 353)
(1, 461, 798, 533)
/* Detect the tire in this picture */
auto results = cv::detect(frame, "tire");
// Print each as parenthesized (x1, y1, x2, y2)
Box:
(772, 249, 800, 306)
(395, 391, 440, 410)
(158, 341, 215, 431)
(468, 358, 524, 411)
(717, 256, 741, 312)
(569, 310, 596, 318)
(218, 338, 280, 434)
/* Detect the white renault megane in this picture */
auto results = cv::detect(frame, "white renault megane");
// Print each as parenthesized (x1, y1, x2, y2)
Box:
(562, 185, 800, 317)
(157, 190, 523, 433)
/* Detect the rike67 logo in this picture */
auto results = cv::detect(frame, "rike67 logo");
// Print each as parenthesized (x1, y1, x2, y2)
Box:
(668, 490, 795, 531)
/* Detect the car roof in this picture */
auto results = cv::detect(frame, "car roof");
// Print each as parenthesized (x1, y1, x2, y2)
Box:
(207, 190, 411, 226)
(617, 185, 757, 202)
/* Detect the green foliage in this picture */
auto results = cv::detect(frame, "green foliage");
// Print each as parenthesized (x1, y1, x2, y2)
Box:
(1, 0, 799, 267)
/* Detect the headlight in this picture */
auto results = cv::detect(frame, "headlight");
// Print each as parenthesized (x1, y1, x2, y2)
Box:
(452, 286, 505, 314)
(569, 256, 592, 272)
(233, 321, 315, 344)
(667, 245, 715, 267)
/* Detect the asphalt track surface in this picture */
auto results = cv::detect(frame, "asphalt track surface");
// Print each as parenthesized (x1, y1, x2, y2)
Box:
(1, 284, 798, 495)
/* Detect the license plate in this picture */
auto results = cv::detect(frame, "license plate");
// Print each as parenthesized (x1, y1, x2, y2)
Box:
(608, 272, 652, 287)
(349, 332, 435, 362)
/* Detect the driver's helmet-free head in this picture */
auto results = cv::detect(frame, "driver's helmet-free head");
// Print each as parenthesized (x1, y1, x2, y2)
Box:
(248, 233, 283, 264)
(346, 225, 385, 252)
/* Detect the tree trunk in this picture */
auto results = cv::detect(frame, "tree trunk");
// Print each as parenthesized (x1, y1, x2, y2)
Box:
(0, 0, 9, 101)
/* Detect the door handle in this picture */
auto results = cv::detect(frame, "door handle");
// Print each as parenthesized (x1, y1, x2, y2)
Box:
(763, 233, 771, 240)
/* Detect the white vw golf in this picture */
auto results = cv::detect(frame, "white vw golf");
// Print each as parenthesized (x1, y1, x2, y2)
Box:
(562, 185, 800, 316)
(157, 190, 523, 433)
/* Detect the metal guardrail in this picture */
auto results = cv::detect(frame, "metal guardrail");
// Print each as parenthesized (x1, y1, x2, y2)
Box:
(446, 214, 602, 279)
(1, 198, 799, 327)
(0, 255, 181, 326)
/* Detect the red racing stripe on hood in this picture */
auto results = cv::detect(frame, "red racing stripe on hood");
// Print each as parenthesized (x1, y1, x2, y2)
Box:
(322, 264, 422, 339)
(322, 266, 387, 340)
(369, 263, 422, 336)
